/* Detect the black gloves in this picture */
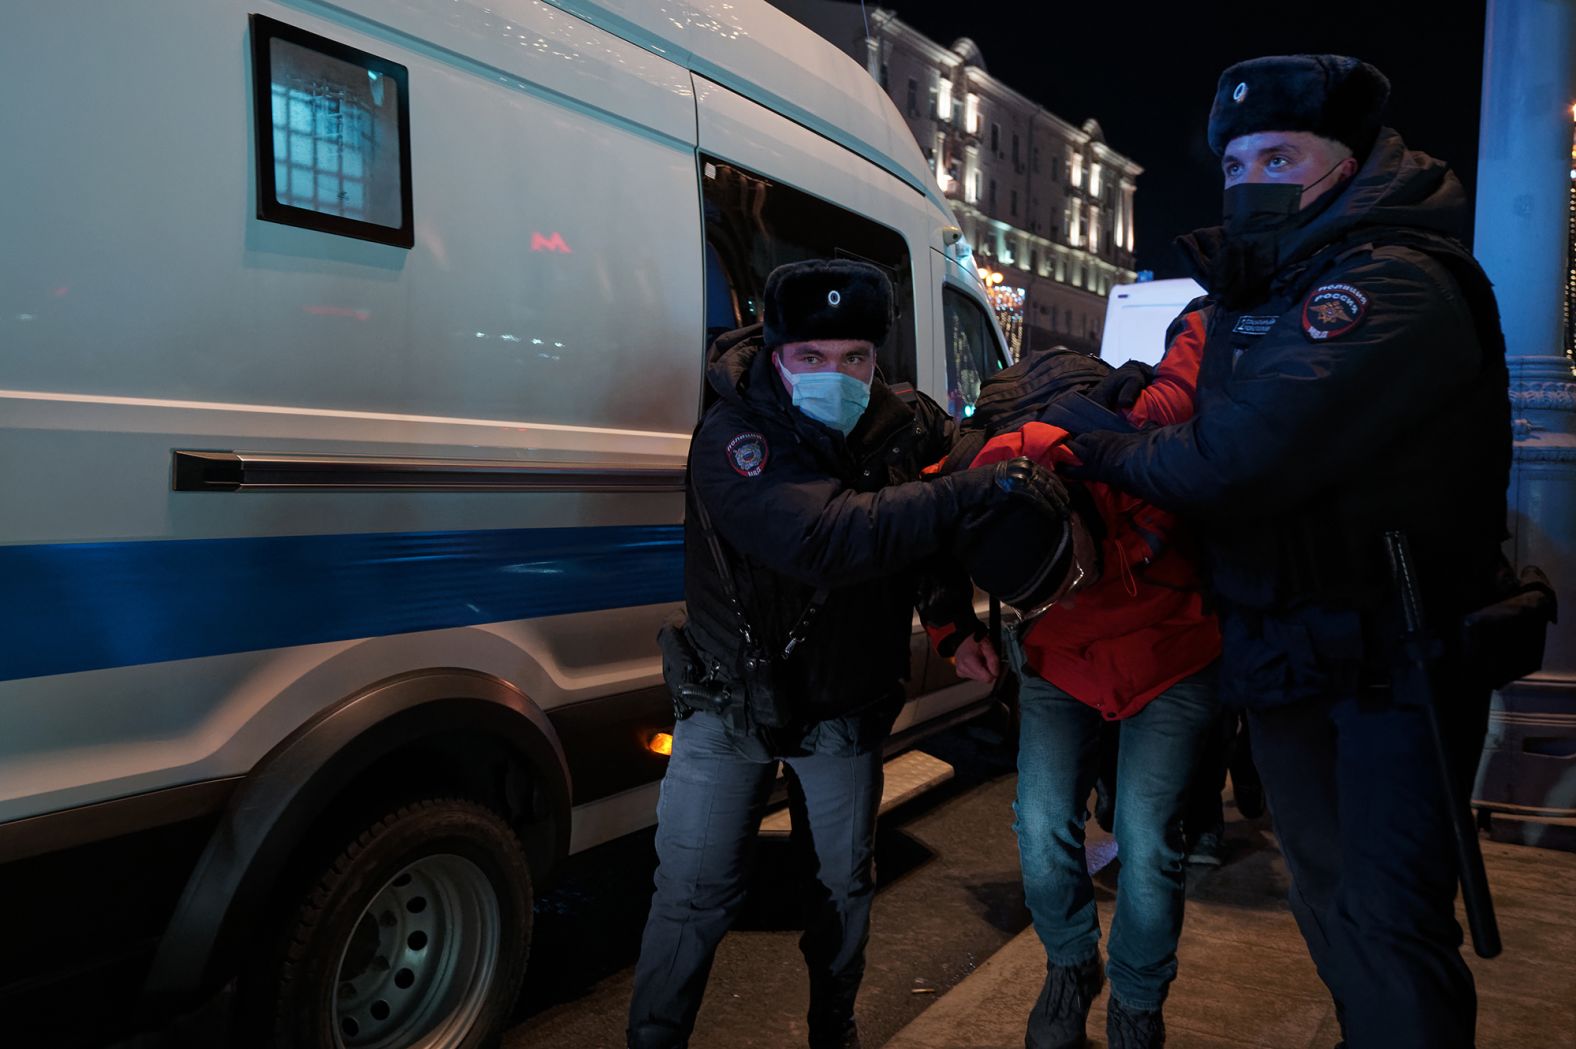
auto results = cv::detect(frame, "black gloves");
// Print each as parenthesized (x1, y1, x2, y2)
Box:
(1087, 360, 1155, 411)
(1061, 429, 1139, 482)
(946, 456, 1069, 519)
(991, 456, 1071, 517)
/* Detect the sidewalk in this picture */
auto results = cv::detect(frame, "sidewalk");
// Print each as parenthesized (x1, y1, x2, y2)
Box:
(880, 811, 1576, 1049)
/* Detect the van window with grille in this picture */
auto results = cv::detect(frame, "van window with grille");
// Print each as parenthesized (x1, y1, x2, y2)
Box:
(251, 15, 412, 247)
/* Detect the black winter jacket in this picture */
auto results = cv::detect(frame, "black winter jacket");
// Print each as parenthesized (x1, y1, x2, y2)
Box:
(683, 326, 981, 723)
(1083, 130, 1511, 702)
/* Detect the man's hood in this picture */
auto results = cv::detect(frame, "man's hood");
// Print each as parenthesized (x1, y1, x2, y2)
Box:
(1176, 127, 1470, 286)
(704, 323, 773, 411)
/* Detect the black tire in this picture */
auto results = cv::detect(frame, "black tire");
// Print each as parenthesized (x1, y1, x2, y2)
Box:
(257, 797, 533, 1049)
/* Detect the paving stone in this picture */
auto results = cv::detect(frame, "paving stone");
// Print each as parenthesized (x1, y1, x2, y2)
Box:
(882, 819, 1576, 1049)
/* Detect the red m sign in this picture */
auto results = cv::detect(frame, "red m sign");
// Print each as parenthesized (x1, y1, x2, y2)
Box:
(531, 232, 573, 253)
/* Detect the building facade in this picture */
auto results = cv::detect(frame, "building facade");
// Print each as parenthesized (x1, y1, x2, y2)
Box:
(773, 2, 1141, 358)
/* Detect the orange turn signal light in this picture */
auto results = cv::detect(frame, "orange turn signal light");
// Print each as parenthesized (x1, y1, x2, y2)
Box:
(647, 731, 674, 757)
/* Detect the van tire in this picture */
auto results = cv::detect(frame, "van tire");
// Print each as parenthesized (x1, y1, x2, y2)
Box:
(260, 797, 533, 1049)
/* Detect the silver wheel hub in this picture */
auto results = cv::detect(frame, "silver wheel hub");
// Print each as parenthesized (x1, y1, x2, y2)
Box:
(333, 853, 501, 1049)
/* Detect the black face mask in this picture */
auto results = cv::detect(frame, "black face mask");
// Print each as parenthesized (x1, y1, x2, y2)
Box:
(1220, 159, 1348, 237)
(1221, 181, 1303, 237)
(1212, 160, 1349, 306)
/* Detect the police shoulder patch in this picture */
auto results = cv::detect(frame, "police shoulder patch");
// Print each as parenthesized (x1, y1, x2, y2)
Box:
(1301, 282, 1370, 341)
(726, 432, 769, 477)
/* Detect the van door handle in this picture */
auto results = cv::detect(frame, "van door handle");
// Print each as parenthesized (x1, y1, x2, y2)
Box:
(172, 450, 686, 492)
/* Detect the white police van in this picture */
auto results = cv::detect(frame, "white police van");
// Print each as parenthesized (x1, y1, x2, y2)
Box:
(0, 1, 1009, 1044)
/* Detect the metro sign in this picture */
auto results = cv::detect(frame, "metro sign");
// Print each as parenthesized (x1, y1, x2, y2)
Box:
(530, 232, 572, 253)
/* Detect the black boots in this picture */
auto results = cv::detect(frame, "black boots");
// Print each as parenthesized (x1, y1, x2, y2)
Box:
(807, 1006, 860, 1049)
(1106, 994, 1165, 1049)
(807, 1021, 860, 1049)
(1025, 954, 1105, 1049)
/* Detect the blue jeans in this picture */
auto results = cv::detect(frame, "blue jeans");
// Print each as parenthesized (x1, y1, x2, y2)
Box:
(627, 709, 887, 1049)
(1010, 642, 1218, 1011)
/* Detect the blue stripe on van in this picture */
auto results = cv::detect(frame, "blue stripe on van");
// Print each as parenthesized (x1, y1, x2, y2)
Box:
(0, 525, 684, 682)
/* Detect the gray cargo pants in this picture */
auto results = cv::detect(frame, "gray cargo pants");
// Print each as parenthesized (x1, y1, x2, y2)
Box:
(626, 706, 888, 1049)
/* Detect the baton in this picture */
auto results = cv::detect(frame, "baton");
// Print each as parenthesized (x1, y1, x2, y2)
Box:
(1384, 530, 1502, 959)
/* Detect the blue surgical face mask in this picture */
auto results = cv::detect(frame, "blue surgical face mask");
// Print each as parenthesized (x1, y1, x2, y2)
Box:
(774, 353, 871, 435)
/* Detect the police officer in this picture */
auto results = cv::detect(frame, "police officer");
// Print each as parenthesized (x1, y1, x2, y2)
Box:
(1066, 56, 1511, 1049)
(627, 259, 1066, 1049)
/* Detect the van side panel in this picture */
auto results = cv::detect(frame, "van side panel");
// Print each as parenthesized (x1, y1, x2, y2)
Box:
(1, 0, 701, 429)
(0, 0, 701, 825)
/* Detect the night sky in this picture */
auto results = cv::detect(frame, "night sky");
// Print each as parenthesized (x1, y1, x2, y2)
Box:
(879, 0, 1487, 278)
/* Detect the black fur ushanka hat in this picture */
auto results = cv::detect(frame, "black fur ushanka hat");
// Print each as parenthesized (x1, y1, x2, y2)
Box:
(762, 259, 893, 349)
(1208, 54, 1390, 159)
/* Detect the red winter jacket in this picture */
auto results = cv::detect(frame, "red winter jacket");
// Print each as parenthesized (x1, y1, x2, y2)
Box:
(951, 313, 1220, 719)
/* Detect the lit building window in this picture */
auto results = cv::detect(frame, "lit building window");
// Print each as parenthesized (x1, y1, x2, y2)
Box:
(1568, 106, 1576, 354)
(987, 281, 1026, 360)
(938, 75, 953, 124)
(1071, 152, 1084, 189)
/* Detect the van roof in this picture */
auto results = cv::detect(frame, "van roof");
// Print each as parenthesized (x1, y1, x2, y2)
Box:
(554, 1, 945, 210)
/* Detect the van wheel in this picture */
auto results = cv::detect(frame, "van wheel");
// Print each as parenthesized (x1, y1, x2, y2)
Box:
(263, 798, 532, 1049)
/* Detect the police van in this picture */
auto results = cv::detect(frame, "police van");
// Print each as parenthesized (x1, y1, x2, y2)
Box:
(0, 1, 1010, 1044)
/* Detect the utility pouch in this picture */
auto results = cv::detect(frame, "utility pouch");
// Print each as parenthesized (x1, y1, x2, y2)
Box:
(1460, 564, 1558, 690)
(735, 642, 793, 730)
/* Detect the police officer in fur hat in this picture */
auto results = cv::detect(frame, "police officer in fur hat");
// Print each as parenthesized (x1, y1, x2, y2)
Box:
(1066, 56, 1511, 1048)
(627, 258, 1067, 1049)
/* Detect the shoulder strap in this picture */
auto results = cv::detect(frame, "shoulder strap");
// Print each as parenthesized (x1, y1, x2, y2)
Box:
(689, 488, 756, 647)
(687, 421, 830, 661)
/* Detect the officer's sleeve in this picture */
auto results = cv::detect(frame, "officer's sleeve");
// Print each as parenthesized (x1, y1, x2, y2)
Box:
(691, 410, 971, 589)
(1107, 254, 1483, 516)
(914, 556, 985, 656)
